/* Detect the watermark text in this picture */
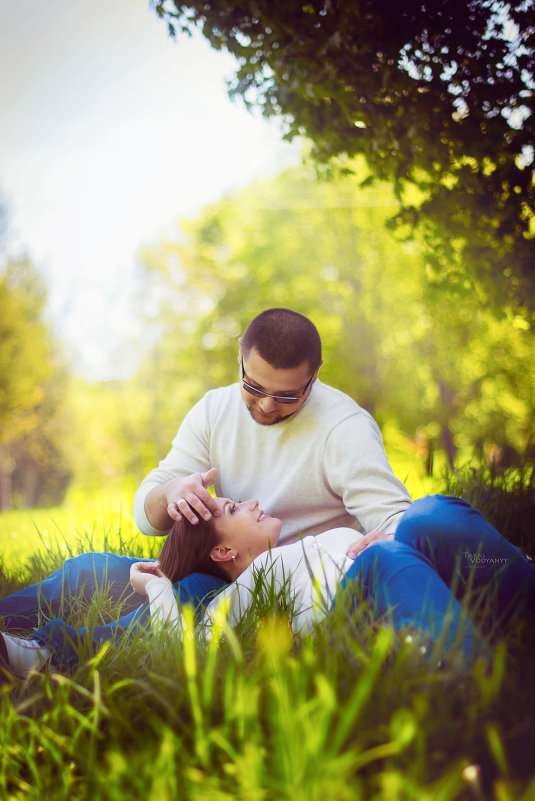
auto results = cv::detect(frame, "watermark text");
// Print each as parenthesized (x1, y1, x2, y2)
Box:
(463, 552, 508, 568)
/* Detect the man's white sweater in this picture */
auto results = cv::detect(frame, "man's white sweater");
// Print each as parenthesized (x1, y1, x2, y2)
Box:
(133, 380, 411, 543)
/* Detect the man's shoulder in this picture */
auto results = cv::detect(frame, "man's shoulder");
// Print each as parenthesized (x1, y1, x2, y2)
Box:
(301, 382, 382, 450)
(203, 381, 240, 401)
(180, 383, 241, 433)
(315, 380, 359, 404)
(195, 382, 241, 410)
(312, 381, 373, 422)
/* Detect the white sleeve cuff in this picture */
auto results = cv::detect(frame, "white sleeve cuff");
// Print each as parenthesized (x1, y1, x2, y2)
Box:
(132, 485, 171, 537)
(146, 577, 180, 633)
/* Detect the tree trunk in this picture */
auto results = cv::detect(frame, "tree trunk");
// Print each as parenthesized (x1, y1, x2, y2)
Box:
(22, 463, 39, 508)
(441, 424, 457, 469)
(0, 467, 13, 510)
(426, 441, 434, 477)
(438, 381, 457, 468)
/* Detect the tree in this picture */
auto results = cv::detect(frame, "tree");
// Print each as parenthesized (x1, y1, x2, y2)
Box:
(152, 0, 535, 304)
(0, 257, 71, 508)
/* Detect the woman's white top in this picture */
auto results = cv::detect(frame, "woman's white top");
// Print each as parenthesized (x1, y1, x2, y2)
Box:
(145, 527, 362, 636)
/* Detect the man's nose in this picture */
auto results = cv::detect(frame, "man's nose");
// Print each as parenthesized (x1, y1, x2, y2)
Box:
(258, 395, 278, 413)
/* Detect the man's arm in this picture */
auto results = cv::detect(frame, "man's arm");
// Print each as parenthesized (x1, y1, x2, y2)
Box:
(323, 411, 412, 537)
(133, 395, 220, 534)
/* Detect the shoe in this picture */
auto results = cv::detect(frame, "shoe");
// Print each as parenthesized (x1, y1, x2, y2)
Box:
(0, 631, 50, 680)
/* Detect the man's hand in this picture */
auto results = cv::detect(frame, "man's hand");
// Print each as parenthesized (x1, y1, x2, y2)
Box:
(130, 562, 169, 596)
(165, 467, 221, 525)
(346, 530, 394, 560)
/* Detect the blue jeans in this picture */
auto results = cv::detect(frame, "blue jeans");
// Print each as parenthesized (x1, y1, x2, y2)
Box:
(340, 495, 535, 659)
(0, 552, 227, 669)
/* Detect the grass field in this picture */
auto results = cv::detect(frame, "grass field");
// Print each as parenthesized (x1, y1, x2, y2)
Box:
(1, 469, 534, 801)
(0, 494, 153, 583)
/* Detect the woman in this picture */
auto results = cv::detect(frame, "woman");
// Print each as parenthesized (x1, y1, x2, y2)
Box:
(1, 495, 534, 677)
(132, 495, 362, 636)
(131, 494, 535, 661)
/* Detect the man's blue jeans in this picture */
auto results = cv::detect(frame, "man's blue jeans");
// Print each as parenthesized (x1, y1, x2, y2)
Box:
(340, 495, 535, 659)
(0, 553, 226, 669)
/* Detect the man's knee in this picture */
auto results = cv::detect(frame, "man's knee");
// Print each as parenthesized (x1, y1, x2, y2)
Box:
(395, 495, 463, 545)
(354, 539, 412, 583)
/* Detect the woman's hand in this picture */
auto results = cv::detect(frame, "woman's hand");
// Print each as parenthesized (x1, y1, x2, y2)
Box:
(346, 531, 394, 560)
(130, 561, 169, 596)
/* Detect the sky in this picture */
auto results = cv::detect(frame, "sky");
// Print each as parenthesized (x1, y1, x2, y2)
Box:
(0, 0, 298, 379)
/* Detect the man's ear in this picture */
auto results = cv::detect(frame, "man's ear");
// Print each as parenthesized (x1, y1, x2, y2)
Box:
(309, 359, 324, 387)
(237, 338, 243, 366)
(210, 546, 236, 564)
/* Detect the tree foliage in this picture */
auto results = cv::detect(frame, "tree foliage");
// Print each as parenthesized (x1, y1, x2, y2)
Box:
(0, 257, 71, 508)
(152, 0, 535, 303)
(138, 164, 535, 469)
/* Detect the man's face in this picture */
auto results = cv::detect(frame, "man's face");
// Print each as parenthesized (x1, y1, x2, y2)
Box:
(239, 345, 320, 425)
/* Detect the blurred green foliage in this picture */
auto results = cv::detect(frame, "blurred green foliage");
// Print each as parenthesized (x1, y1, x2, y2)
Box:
(0, 257, 71, 509)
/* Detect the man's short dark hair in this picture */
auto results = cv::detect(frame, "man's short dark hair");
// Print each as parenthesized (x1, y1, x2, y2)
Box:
(242, 308, 322, 370)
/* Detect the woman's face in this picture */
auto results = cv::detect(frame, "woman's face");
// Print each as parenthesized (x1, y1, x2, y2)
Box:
(211, 496, 282, 567)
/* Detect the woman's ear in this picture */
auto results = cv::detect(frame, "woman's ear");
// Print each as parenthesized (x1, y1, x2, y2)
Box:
(210, 546, 237, 564)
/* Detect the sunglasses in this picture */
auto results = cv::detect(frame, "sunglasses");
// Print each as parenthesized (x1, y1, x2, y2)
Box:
(241, 356, 314, 404)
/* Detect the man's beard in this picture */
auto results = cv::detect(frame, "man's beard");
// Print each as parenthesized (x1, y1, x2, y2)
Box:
(245, 403, 297, 426)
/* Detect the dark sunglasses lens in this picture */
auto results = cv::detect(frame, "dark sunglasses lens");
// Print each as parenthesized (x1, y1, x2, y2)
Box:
(244, 384, 264, 398)
(243, 384, 297, 403)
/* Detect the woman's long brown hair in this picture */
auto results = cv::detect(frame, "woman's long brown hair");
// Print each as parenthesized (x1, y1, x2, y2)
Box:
(158, 515, 230, 584)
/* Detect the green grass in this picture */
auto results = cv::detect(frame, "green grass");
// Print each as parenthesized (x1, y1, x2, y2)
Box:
(1, 475, 535, 801)
(0, 485, 152, 571)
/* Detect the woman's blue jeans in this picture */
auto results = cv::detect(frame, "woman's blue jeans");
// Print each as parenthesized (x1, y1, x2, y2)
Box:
(0, 553, 226, 669)
(340, 495, 535, 659)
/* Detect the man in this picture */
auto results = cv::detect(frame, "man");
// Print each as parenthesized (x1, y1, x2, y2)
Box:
(134, 307, 411, 550)
(0, 308, 411, 674)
